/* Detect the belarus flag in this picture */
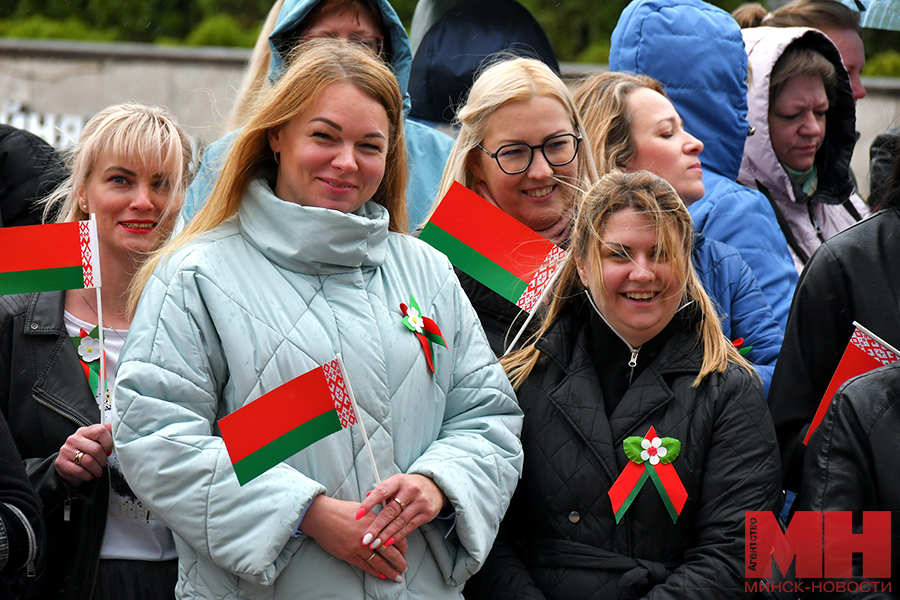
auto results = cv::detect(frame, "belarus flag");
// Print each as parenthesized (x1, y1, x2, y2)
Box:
(418, 182, 566, 314)
(804, 321, 900, 445)
(219, 358, 357, 486)
(0, 221, 101, 295)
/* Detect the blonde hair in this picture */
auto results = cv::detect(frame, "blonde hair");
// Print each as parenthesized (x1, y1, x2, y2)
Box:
(574, 71, 666, 176)
(130, 39, 408, 313)
(502, 170, 755, 389)
(433, 56, 598, 217)
(41, 102, 191, 228)
(226, 0, 286, 131)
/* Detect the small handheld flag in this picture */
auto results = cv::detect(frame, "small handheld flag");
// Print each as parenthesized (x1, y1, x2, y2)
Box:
(0, 221, 101, 295)
(804, 321, 900, 445)
(219, 358, 358, 485)
(418, 182, 566, 314)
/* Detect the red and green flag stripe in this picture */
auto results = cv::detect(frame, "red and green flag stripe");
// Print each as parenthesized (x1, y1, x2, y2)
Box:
(0, 221, 101, 295)
(418, 182, 566, 313)
(219, 359, 357, 486)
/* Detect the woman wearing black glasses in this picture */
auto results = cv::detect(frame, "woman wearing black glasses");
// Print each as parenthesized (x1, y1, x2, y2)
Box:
(431, 57, 598, 355)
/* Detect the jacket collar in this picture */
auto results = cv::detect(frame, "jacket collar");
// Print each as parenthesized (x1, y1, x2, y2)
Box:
(24, 291, 99, 427)
(536, 299, 702, 442)
(238, 178, 390, 275)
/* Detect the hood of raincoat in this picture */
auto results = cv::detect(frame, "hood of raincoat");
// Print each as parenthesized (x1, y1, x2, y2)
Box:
(268, 0, 414, 113)
(738, 26, 856, 206)
(610, 0, 750, 180)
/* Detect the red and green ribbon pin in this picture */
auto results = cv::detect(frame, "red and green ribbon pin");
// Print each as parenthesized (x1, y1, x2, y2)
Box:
(608, 426, 688, 524)
(400, 295, 448, 373)
(731, 337, 753, 356)
(70, 326, 102, 398)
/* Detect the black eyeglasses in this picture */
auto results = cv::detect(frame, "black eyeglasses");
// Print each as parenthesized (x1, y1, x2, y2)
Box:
(301, 34, 385, 57)
(478, 133, 581, 175)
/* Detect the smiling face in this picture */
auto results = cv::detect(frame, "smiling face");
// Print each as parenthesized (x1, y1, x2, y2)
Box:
(769, 74, 828, 172)
(78, 151, 179, 262)
(623, 88, 705, 205)
(268, 81, 389, 213)
(578, 207, 683, 348)
(468, 95, 579, 231)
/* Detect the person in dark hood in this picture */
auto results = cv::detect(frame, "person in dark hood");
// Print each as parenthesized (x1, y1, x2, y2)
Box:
(0, 125, 68, 227)
(610, 0, 798, 331)
(183, 0, 455, 230)
(407, 0, 558, 129)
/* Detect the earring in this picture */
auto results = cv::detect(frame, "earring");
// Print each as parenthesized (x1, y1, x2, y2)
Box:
(273, 151, 280, 165)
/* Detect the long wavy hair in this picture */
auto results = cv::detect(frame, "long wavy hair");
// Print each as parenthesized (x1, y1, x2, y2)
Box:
(502, 170, 756, 390)
(130, 39, 407, 312)
(574, 71, 666, 176)
(432, 56, 597, 219)
(41, 102, 191, 232)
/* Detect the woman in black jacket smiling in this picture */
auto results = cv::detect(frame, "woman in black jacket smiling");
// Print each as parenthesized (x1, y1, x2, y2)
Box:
(466, 170, 782, 599)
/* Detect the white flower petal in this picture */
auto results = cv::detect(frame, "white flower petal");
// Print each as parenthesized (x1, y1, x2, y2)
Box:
(657, 446, 668, 458)
(649, 455, 660, 466)
(651, 437, 661, 448)
(641, 439, 652, 450)
(640, 450, 650, 462)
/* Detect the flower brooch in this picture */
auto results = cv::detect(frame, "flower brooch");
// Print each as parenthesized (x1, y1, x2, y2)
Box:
(608, 426, 688, 524)
(400, 295, 448, 373)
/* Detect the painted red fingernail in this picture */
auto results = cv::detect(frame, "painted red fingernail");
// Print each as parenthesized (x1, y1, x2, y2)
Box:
(385, 537, 395, 547)
(106, 450, 112, 456)
(355, 507, 366, 520)
(366, 491, 372, 497)
(380, 574, 386, 579)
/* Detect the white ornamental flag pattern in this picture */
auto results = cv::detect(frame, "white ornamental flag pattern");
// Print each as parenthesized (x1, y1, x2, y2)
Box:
(324, 359, 356, 428)
(851, 328, 899, 367)
(79, 220, 101, 289)
(517, 245, 567, 314)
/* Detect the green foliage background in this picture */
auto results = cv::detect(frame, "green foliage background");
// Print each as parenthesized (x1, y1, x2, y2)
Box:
(0, 0, 897, 72)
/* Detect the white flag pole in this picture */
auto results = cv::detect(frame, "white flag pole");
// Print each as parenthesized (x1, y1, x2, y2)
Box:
(335, 353, 380, 484)
(503, 255, 568, 356)
(91, 214, 107, 427)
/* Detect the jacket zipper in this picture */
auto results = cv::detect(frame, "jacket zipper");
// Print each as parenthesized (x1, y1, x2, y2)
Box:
(32, 393, 104, 597)
(808, 202, 825, 243)
(583, 291, 641, 383)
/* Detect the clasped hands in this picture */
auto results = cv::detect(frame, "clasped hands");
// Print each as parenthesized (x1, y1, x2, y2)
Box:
(301, 473, 448, 582)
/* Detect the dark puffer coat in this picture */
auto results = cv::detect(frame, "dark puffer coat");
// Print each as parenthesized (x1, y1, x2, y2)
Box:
(797, 361, 900, 598)
(465, 299, 782, 599)
(0, 125, 68, 227)
(768, 208, 900, 491)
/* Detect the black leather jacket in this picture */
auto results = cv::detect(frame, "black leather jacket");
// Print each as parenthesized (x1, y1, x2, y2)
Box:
(466, 299, 782, 599)
(798, 361, 900, 598)
(0, 291, 108, 599)
(768, 208, 900, 492)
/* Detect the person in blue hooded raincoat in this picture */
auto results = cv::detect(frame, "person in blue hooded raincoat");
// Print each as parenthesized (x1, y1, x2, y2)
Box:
(183, 0, 455, 231)
(609, 0, 798, 331)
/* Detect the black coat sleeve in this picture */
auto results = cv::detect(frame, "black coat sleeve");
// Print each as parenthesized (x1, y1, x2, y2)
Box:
(0, 125, 69, 228)
(0, 411, 41, 575)
(768, 243, 853, 492)
(797, 364, 900, 599)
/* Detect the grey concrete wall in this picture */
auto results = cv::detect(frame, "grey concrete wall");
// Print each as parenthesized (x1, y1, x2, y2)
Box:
(2, 39, 898, 197)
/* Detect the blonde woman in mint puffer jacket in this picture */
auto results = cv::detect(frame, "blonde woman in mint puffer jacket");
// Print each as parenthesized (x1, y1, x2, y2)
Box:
(113, 40, 523, 600)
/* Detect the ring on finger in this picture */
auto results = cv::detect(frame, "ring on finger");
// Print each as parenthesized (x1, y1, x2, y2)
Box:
(73, 450, 84, 466)
(376, 545, 387, 554)
(364, 552, 377, 563)
(392, 497, 407, 512)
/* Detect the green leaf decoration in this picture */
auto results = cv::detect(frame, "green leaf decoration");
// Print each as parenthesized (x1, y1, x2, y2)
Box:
(739, 345, 753, 356)
(408, 295, 421, 315)
(623, 436, 645, 464)
(658, 437, 681, 464)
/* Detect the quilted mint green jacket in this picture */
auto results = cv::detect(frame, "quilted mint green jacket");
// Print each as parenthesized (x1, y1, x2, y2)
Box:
(113, 179, 523, 600)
